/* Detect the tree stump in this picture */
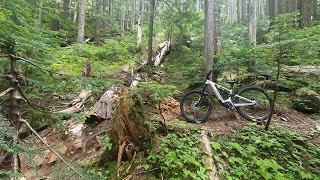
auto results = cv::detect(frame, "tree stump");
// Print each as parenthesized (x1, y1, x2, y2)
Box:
(98, 88, 151, 168)
(82, 59, 92, 77)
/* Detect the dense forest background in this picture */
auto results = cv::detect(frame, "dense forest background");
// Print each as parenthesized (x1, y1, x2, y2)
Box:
(0, 0, 319, 179)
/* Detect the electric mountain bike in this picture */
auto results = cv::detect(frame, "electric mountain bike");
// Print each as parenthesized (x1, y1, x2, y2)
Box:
(180, 71, 272, 123)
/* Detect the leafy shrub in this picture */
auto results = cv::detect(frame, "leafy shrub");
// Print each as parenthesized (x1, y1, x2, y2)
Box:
(211, 125, 320, 180)
(133, 81, 176, 103)
(147, 128, 208, 179)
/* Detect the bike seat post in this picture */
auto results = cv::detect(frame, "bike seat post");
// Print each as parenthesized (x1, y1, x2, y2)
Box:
(226, 80, 238, 96)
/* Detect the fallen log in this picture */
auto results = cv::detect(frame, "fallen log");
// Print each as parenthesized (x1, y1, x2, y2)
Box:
(129, 41, 170, 87)
(86, 84, 123, 121)
(154, 41, 170, 67)
(58, 90, 92, 114)
(199, 130, 219, 180)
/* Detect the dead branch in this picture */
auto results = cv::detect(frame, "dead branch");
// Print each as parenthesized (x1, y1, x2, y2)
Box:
(0, 88, 14, 98)
(59, 90, 92, 114)
(0, 53, 64, 75)
(0, 74, 8, 78)
(20, 119, 84, 178)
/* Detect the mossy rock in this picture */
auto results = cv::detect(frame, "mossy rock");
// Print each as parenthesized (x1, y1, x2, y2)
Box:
(293, 88, 320, 114)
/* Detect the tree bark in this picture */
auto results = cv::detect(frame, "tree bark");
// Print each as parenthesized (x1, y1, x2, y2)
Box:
(38, 0, 43, 28)
(130, 0, 136, 33)
(268, 0, 275, 18)
(102, 0, 108, 34)
(73, 0, 78, 23)
(314, 0, 318, 16)
(213, 0, 221, 55)
(237, 0, 242, 22)
(95, 0, 101, 42)
(120, 6, 125, 37)
(274, 0, 279, 16)
(249, 0, 257, 46)
(299, 0, 313, 28)
(286, 0, 298, 13)
(147, 0, 156, 66)
(200, 130, 219, 180)
(77, 0, 86, 43)
(154, 41, 171, 67)
(196, 0, 200, 11)
(204, 0, 214, 80)
(63, 0, 71, 19)
(87, 85, 122, 121)
(137, 16, 142, 50)
(51, 1, 60, 31)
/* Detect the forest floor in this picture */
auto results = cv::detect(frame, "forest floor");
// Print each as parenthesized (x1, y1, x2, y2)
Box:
(17, 52, 319, 179)
(19, 95, 319, 179)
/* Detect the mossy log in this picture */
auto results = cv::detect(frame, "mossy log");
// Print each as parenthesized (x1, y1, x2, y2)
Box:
(98, 88, 151, 168)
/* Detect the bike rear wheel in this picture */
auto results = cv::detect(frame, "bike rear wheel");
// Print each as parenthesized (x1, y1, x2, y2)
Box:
(235, 86, 272, 121)
(180, 90, 213, 123)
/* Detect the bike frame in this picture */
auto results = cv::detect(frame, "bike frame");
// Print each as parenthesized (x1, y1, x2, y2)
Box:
(204, 80, 256, 108)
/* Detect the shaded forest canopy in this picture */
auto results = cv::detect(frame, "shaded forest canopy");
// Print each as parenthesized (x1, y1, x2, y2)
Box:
(0, 0, 319, 179)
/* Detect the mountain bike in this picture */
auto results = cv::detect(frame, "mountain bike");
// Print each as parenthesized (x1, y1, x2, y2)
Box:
(180, 71, 272, 123)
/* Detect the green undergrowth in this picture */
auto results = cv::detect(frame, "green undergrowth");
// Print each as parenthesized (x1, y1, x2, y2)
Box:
(50, 35, 139, 76)
(211, 124, 320, 180)
(165, 46, 205, 91)
(146, 121, 209, 180)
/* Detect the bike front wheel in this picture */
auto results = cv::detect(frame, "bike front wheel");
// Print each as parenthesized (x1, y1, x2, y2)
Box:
(235, 86, 272, 121)
(180, 90, 213, 123)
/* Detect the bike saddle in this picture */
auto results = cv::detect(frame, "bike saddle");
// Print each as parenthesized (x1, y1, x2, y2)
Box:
(225, 80, 238, 85)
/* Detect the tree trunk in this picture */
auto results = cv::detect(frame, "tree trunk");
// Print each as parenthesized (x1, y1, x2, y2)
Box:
(51, 1, 60, 31)
(196, 0, 200, 11)
(204, 0, 214, 80)
(38, 0, 43, 28)
(126, 9, 130, 30)
(98, 88, 151, 168)
(154, 41, 171, 66)
(286, 0, 298, 12)
(73, 0, 78, 23)
(130, 0, 136, 33)
(237, 0, 242, 22)
(268, 0, 275, 18)
(274, 0, 279, 15)
(249, 0, 257, 46)
(63, 0, 71, 19)
(120, 6, 125, 37)
(137, 16, 142, 50)
(87, 85, 122, 121)
(77, 0, 86, 43)
(95, 0, 101, 42)
(102, 0, 107, 34)
(213, 0, 221, 55)
(242, 0, 246, 20)
(299, 0, 313, 28)
(147, 0, 155, 66)
(314, 0, 318, 16)
(109, 0, 112, 15)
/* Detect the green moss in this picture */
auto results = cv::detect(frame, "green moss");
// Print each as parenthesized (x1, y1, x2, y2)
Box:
(296, 88, 318, 96)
